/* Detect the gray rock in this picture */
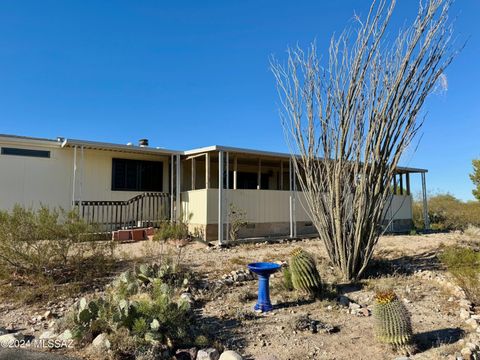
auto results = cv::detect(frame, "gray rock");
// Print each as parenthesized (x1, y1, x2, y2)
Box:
(57, 329, 73, 341)
(0, 326, 7, 335)
(92, 333, 111, 350)
(197, 348, 220, 360)
(0, 332, 24, 346)
(39, 330, 56, 340)
(337, 295, 350, 307)
(219, 350, 243, 360)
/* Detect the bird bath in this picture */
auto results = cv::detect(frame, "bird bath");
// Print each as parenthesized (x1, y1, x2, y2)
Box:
(247, 262, 281, 312)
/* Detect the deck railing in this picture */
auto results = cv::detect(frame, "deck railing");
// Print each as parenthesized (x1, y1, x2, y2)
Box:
(74, 192, 170, 232)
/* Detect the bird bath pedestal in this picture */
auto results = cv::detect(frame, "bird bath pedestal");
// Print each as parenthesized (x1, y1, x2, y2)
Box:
(247, 262, 281, 312)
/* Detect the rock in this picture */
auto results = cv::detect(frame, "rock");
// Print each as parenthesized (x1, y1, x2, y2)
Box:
(92, 333, 111, 350)
(197, 348, 220, 360)
(0, 327, 7, 335)
(337, 295, 350, 307)
(175, 348, 198, 360)
(394, 357, 410, 360)
(43, 310, 53, 319)
(465, 318, 479, 329)
(460, 308, 472, 320)
(39, 330, 56, 340)
(0, 332, 24, 346)
(57, 329, 73, 341)
(348, 302, 361, 310)
(460, 347, 473, 360)
(180, 292, 194, 304)
(219, 350, 243, 360)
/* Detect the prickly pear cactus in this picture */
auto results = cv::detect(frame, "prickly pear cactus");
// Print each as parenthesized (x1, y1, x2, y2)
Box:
(373, 290, 414, 354)
(289, 248, 322, 297)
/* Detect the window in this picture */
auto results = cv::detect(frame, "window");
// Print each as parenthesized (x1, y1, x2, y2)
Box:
(112, 158, 163, 191)
(1, 147, 50, 158)
(228, 171, 270, 189)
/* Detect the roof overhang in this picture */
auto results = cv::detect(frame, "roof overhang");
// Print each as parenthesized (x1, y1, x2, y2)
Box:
(61, 138, 181, 156)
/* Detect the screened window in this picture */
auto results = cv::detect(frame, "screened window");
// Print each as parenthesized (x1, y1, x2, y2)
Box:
(1, 147, 50, 158)
(112, 158, 163, 191)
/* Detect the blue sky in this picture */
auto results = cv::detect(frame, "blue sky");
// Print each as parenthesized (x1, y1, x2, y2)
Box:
(0, 1, 478, 200)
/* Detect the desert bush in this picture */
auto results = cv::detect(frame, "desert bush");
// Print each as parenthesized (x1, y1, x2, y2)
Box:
(67, 261, 204, 359)
(412, 194, 480, 231)
(228, 204, 247, 241)
(439, 246, 480, 305)
(154, 220, 189, 241)
(0, 205, 115, 302)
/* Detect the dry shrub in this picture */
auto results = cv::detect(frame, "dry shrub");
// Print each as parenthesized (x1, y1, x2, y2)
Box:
(0, 205, 116, 303)
(439, 246, 480, 305)
(413, 194, 480, 231)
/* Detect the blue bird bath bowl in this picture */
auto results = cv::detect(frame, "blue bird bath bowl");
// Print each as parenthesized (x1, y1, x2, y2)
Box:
(247, 262, 281, 312)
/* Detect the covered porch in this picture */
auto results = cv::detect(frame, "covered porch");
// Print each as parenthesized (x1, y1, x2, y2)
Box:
(180, 146, 430, 244)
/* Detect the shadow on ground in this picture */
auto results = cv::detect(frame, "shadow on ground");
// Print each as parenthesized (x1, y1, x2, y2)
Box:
(364, 250, 443, 278)
(415, 327, 464, 353)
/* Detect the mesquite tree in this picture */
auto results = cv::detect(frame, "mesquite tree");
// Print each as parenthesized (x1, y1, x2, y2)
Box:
(271, 0, 458, 281)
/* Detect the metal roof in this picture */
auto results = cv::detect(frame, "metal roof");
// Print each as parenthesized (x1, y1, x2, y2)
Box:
(0, 134, 427, 173)
(61, 138, 181, 155)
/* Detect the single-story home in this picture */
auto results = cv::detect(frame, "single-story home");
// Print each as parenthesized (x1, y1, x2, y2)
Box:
(0, 133, 430, 243)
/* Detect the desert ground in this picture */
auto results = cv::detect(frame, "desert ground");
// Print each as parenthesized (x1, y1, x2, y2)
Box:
(0, 231, 476, 360)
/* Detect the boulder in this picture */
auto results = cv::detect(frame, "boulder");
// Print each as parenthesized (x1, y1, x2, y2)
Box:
(219, 350, 243, 360)
(175, 347, 198, 360)
(0, 327, 7, 336)
(0, 332, 24, 347)
(57, 329, 73, 341)
(92, 333, 111, 350)
(39, 330, 57, 340)
(197, 348, 220, 360)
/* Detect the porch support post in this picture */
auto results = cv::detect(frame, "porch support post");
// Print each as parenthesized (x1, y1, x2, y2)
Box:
(79, 146, 84, 207)
(280, 161, 284, 190)
(421, 172, 430, 231)
(399, 174, 404, 195)
(191, 158, 196, 190)
(289, 158, 293, 238)
(393, 174, 397, 194)
(170, 155, 174, 221)
(175, 154, 181, 221)
(406, 173, 411, 195)
(205, 153, 210, 189)
(72, 145, 77, 209)
(233, 156, 238, 190)
(257, 158, 262, 190)
(226, 152, 229, 242)
(293, 160, 297, 237)
(218, 151, 224, 245)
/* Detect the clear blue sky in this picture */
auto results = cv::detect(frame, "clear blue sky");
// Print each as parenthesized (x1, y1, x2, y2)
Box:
(0, 1, 478, 200)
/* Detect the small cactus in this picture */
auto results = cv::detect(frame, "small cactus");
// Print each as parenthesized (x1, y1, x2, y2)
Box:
(373, 290, 414, 354)
(289, 248, 322, 297)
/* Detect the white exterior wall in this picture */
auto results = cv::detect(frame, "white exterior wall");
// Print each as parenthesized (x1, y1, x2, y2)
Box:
(180, 189, 412, 226)
(0, 138, 171, 211)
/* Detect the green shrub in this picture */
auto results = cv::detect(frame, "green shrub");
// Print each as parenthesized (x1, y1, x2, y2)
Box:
(154, 220, 189, 241)
(439, 246, 480, 304)
(412, 193, 480, 231)
(0, 205, 115, 303)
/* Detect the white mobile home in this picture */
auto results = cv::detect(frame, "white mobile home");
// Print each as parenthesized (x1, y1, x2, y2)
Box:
(0, 134, 430, 243)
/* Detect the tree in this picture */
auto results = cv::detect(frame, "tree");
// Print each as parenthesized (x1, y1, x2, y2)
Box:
(470, 159, 480, 201)
(271, 0, 458, 281)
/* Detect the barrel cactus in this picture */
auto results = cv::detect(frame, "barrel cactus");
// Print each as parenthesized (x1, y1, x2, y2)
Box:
(373, 290, 414, 354)
(289, 248, 322, 297)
